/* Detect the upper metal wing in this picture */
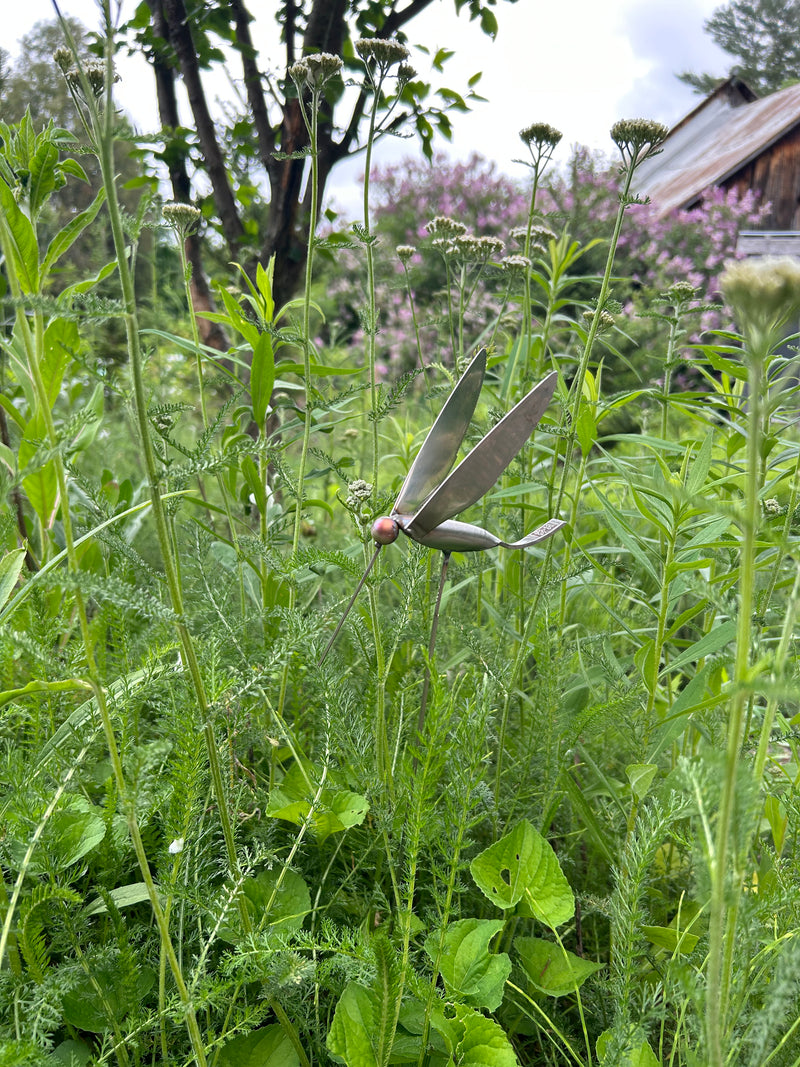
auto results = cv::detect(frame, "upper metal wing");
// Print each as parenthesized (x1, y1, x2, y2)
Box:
(405, 371, 558, 538)
(392, 348, 487, 518)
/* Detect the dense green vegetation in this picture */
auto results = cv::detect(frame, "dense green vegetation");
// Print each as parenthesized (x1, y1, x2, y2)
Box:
(2, 17, 800, 1067)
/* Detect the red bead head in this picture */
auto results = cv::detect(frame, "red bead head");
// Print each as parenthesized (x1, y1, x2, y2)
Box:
(371, 516, 400, 545)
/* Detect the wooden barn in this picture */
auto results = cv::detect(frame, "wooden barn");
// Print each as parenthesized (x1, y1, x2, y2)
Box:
(634, 76, 800, 255)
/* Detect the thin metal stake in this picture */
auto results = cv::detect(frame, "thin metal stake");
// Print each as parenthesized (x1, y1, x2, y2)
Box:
(416, 551, 451, 742)
(318, 544, 382, 666)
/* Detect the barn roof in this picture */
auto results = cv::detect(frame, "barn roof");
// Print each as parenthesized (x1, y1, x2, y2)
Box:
(634, 79, 800, 216)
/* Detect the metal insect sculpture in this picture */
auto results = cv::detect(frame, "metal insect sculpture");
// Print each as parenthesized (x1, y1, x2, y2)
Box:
(319, 348, 566, 675)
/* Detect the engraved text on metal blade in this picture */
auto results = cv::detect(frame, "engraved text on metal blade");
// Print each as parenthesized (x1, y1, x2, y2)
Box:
(392, 348, 487, 518)
(406, 371, 558, 537)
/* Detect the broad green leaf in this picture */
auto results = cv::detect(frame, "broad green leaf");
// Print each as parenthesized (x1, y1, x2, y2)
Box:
(250, 330, 275, 426)
(515, 936, 603, 996)
(660, 619, 735, 675)
(327, 982, 379, 1067)
(0, 178, 39, 292)
(28, 140, 59, 216)
(452, 1004, 517, 1067)
(50, 1039, 92, 1066)
(217, 1024, 299, 1067)
(266, 762, 369, 842)
(576, 404, 597, 457)
(640, 925, 699, 955)
(42, 317, 79, 408)
(596, 1030, 660, 1066)
(470, 819, 574, 927)
(49, 800, 106, 870)
(626, 764, 658, 801)
(0, 549, 26, 610)
(686, 431, 713, 495)
(83, 882, 157, 917)
(58, 259, 117, 301)
(20, 413, 59, 529)
(61, 961, 154, 1033)
(425, 918, 510, 1011)
(42, 187, 106, 279)
(219, 867, 310, 944)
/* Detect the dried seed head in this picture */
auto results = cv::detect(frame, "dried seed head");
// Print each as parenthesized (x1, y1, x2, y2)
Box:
(611, 118, 670, 168)
(356, 37, 410, 69)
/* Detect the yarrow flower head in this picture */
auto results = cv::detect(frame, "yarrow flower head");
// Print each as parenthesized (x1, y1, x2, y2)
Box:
(583, 308, 616, 332)
(666, 280, 697, 305)
(62, 59, 120, 99)
(611, 118, 670, 169)
(720, 256, 800, 352)
(426, 216, 467, 238)
(396, 245, 416, 264)
(289, 53, 342, 90)
(450, 234, 504, 262)
(356, 37, 410, 70)
(163, 201, 202, 236)
(519, 123, 562, 150)
(501, 254, 532, 276)
(346, 479, 373, 508)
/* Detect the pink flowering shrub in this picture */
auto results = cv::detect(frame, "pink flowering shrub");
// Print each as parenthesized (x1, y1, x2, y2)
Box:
(320, 148, 768, 384)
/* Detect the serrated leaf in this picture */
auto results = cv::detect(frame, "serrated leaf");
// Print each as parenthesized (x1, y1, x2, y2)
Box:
(452, 1004, 517, 1067)
(217, 1024, 300, 1067)
(327, 983, 379, 1067)
(425, 919, 510, 1012)
(516, 936, 603, 996)
(470, 819, 574, 927)
(0, 178, 39, 292)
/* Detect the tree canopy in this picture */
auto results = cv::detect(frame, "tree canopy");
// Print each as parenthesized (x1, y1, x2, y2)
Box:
(128, 0, 514, 302)
(678, 0, 800, 96)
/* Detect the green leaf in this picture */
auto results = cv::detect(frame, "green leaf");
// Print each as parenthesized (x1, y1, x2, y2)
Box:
(266, 762, 369, 842)
(660, 619, 735, 675)
(58, 259, 117, 301)
(41, 188, 106, 279)
(217, 1024, 300, 1067)
(219, 867, 310, 945)
(686, 431, 713, 495)
(61, 960, 154, 1033)
(640, 924, 699, 955)
(28, 140, 59, 216)
(596, 1030, 660, 1066)
(50, 1039, 92, 1067)
(250, 330, 275, 426)
(470, 819, 574, 927)
(41, 318, 79, 408)
(328, 983, 379, 1067)
(425, 919, 510, 1012)
(452, 1004, 517, 1067)
(0, 549, 26, 611)
(515, 936, 603, 996)
(0, 178, 39, 293)
(576, 405, 597, 457)
(83, 882, 156, 917)
(20, 413, 59, 529)
(626, 764, 658, 800)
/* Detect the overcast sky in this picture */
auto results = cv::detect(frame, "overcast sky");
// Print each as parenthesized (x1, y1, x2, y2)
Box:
(8, 0, 730, 214)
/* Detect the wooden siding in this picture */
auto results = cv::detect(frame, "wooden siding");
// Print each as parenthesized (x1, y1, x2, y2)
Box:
(722, 124, 800, 230)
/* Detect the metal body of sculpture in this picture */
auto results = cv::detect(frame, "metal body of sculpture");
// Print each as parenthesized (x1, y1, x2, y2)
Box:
(320, 348, 566, 669)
